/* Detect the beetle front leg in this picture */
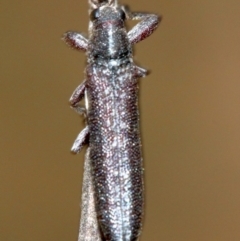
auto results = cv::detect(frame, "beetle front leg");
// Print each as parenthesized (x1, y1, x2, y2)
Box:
(126, 10, 162, 44)
(63, 32, 88, 51)
(69, 80, 87, 116)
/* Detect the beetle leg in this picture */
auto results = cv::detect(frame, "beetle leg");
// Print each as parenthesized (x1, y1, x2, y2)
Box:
(71, 126, 89, 154)
(69, 80, 87, 116)
(126, 9, 161, 44)
(63, 32, 88, 52)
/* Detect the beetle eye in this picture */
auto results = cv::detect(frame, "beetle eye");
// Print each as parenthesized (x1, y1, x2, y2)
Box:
(90, 9, 100, 21)
(119, 9, 126, 21)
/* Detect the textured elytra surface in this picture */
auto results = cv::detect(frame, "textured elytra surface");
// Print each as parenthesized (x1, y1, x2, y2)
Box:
(86, 63, 144, 240)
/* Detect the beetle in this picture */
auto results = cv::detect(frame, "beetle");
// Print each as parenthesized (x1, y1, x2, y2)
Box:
(63, 0, 161, 240)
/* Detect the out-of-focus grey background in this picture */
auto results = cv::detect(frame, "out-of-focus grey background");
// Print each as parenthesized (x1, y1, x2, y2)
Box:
(1, 0, 240, 240)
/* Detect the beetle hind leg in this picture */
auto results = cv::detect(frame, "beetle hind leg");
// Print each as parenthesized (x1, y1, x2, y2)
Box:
(71, 126, 89, 154)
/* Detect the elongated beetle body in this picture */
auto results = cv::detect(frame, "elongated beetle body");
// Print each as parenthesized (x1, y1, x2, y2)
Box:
(63, 1, 161, 240)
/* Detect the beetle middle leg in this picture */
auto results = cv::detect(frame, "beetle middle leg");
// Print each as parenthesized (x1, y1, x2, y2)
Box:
(69, 80, 89, 153)
(69, 80, 87, 116)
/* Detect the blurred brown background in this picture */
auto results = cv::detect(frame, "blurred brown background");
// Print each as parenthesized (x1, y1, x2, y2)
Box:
(1, 0, 240, 240)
